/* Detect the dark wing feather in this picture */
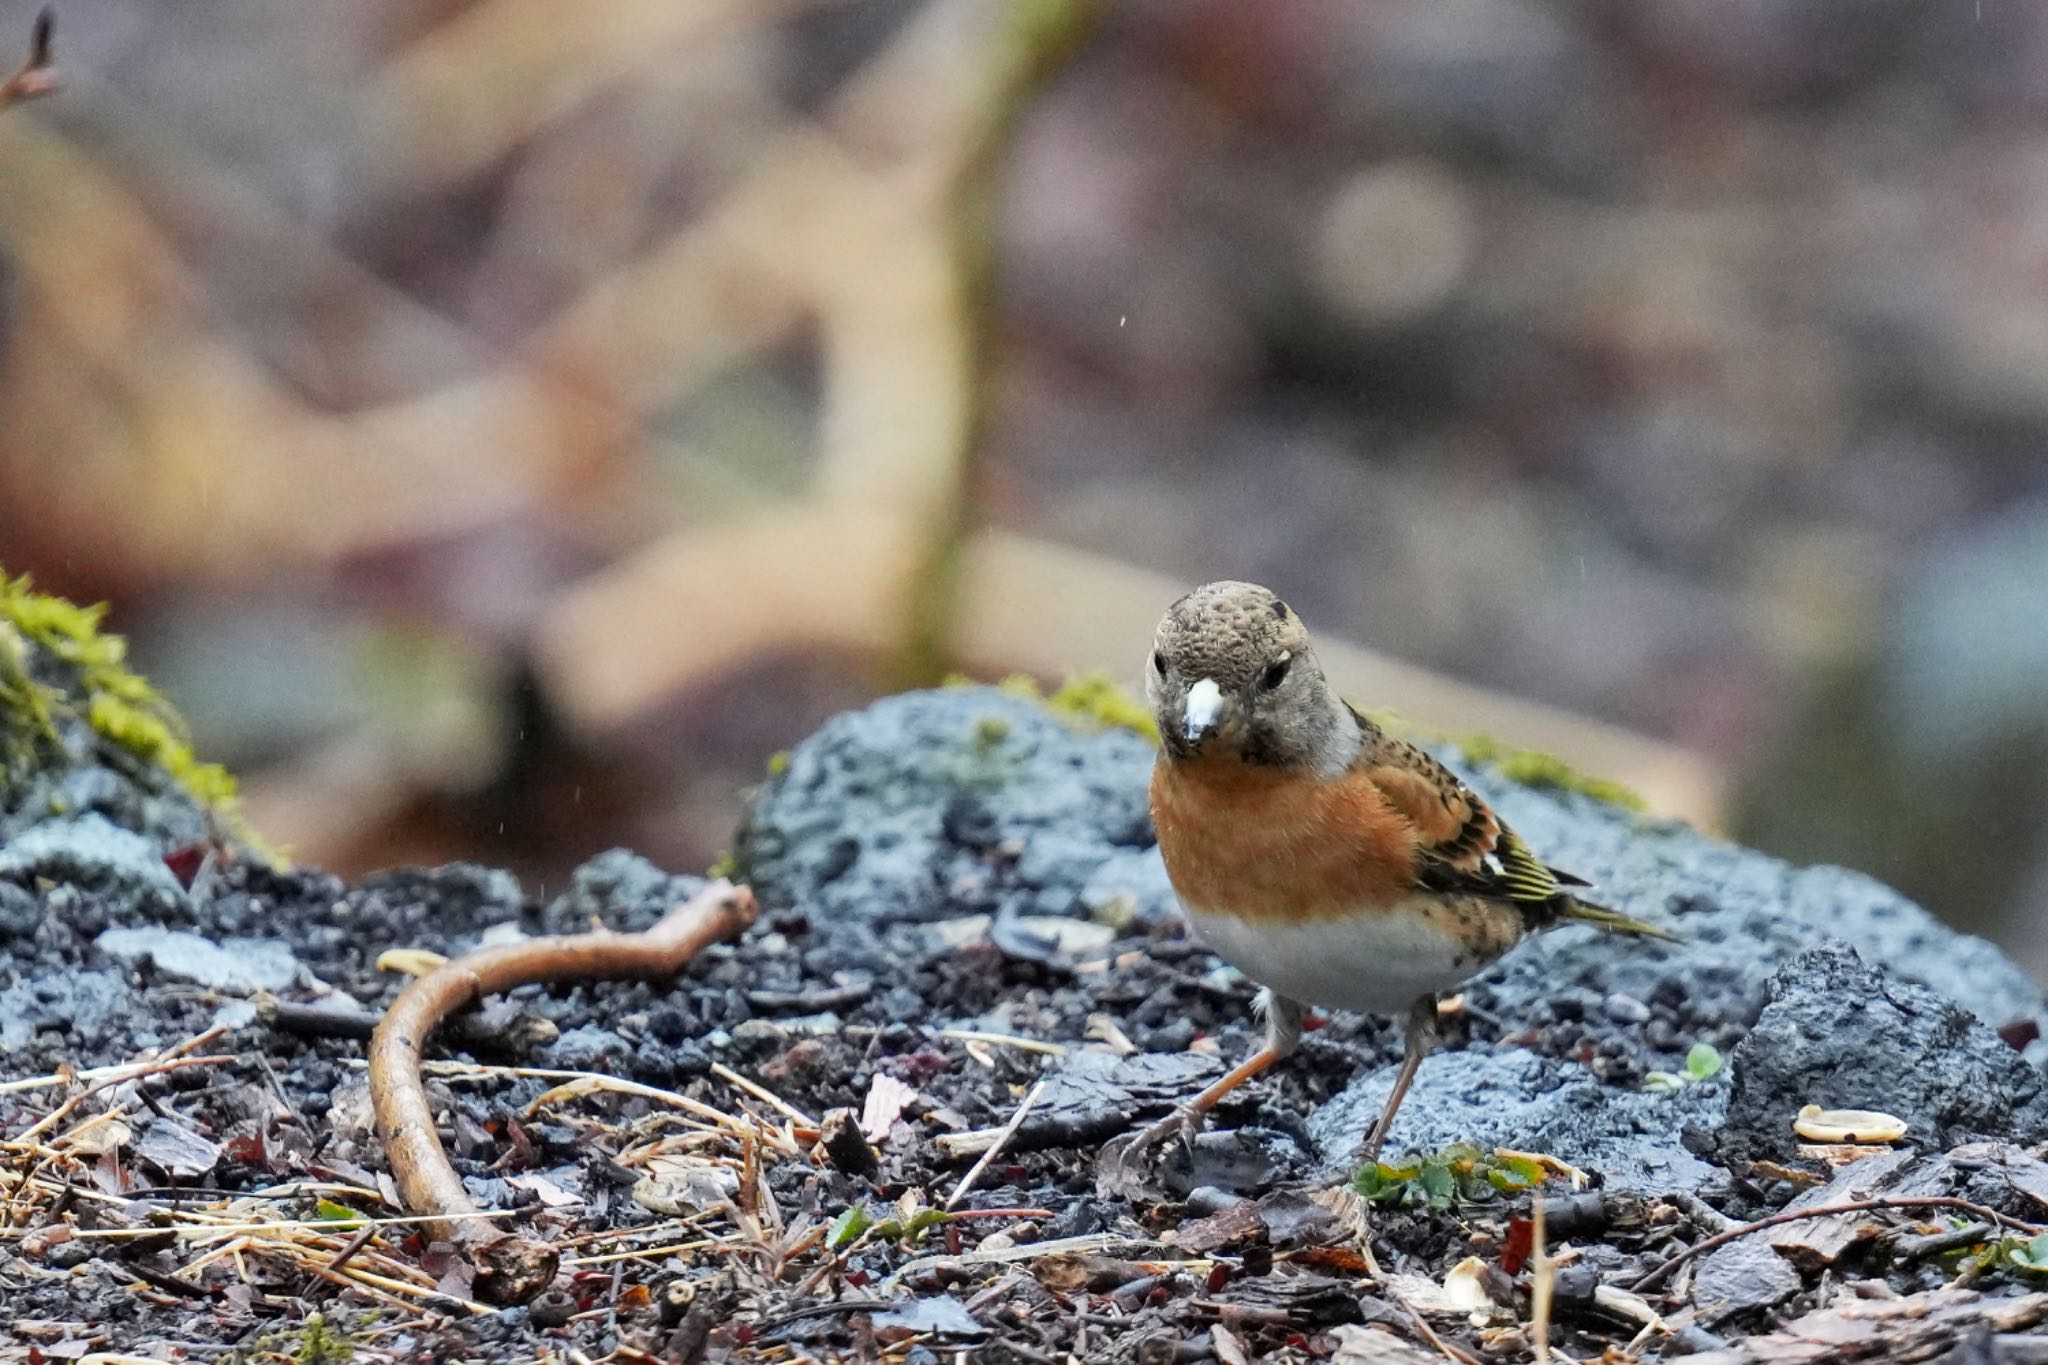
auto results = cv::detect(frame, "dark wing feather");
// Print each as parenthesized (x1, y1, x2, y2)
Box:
(1345, 704, 1501, 873)
(1344, 704, 1604, 924)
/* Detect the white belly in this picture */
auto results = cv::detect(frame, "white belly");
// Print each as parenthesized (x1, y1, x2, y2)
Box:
(1183, 902, 1474, 1018)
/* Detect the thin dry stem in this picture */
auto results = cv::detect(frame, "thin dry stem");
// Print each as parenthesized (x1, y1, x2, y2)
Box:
(946, 1080, 1045, 1211)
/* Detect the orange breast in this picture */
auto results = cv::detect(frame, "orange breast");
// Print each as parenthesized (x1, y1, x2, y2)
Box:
(1148, 756, 1419, 924)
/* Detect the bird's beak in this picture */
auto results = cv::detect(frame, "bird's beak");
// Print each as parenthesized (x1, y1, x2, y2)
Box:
(1183, 678, 1226, 743)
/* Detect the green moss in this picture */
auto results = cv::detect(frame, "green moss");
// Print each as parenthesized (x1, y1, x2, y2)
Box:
(707, 850, 739, 881)
(292, 1313, 354, 1365)
(765, 749, 791, 777)
(1043, 673, 1157, 741)
(0, 621, 59, 777)
(982, 671, 1158, 742)
(1456, 733, 1645, 811)
(0, 569, 248, 825)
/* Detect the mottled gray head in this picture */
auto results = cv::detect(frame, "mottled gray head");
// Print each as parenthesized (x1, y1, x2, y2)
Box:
(1146, 581, 1351, 769)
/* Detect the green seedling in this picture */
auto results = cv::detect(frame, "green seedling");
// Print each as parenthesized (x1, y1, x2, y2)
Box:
(312, 1198, 369, 1230)
(827, 1197, 949, 1251)
(1354, 1143, 1549, 1209)
(1645, 1042, 1723, 1092)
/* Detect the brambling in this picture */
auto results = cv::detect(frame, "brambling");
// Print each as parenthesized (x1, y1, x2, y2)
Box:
(1112, 580, 1675, 1171)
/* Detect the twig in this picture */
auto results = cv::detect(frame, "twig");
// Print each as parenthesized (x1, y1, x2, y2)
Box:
(946, 1081, 1044, 1211)
(6, 1056, 237, 1146)
(1393, 1293, 1484, 1365)
(0, 9, 54, 111)
(1629, 1196, 2042, 1292)
(325, 1223, 381, 1274)
(367, 880, 757, 1304)
(1893, 1221, 1996, 1267)
(709, 1062, 816, 1128)
(936, 1029, 1067, 1057)
(1530, 1196, 1552, 1365)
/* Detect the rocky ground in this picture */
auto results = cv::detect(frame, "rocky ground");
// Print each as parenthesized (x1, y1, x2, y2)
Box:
(2, 682, 2047, 1362)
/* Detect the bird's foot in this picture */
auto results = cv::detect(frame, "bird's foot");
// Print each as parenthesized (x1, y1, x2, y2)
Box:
(1094, 1104, 1205, 1197)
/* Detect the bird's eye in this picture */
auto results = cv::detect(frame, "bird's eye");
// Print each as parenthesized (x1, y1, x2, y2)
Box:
(1260, 656, 1291, 690)
(1151, 650, 1167, 677)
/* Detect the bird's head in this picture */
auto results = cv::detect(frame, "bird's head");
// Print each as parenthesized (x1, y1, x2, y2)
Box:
(1146, 580, 1347, 768)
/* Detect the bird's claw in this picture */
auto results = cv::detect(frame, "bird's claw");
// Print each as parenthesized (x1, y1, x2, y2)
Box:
(1095, 1104, 1205, 1195)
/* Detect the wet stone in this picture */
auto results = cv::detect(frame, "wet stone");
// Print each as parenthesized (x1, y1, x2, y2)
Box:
(1713, 943, 2048, 1166)
(1307, 1047, 1726, 1193)
(95, 925, 301, 994)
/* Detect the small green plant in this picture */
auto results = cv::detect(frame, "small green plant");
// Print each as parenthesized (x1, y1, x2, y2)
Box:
(1645, 1042, 1724, 1092)
(828, 1195, 948, 1250)
(2008, 1233, 2048, 1273)
(312, 1198, 369, 1230)
(292, 1312, 354, 1365)
(1954, 1231, 2048, 1281)
(1353, 1143, 1548, 1209)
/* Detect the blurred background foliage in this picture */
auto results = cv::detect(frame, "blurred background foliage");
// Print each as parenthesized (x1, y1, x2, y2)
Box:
(0, 0, 2043, 982)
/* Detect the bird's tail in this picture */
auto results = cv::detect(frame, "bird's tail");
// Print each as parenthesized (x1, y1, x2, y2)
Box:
(1563, 897, 1683, 943)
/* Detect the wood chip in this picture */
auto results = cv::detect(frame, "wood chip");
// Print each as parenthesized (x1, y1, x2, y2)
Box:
(1685, 1288, 2048, 1364)
(1767, 1149, 1914, 1271)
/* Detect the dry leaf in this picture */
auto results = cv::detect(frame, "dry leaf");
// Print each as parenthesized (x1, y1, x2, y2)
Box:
(376, 948, 448, 977)
(1211, 1322, 1250, 1365)
(861, 1073, 920, 1142)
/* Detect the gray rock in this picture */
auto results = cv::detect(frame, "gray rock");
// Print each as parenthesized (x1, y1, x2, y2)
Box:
(739, 687, 2047, 1188)
(0, 968, 132, 1051)
(95, 925, 300, 994)
(1714, 943, 2048, 1165)
(541, 849, 704, 935)
(1692, 1233, 1802, 1327)
(1307, 1048, 1725, 1192)
(1461, 776, 2043, 1036)
(0, 815, 185, 898)
(738, 688, 1162, 974)
(1019, 1047, 1223, 1150)
(357, 863, 527, 937)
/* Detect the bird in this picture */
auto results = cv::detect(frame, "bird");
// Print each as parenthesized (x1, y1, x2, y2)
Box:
(1109, 580, 1675, 1174)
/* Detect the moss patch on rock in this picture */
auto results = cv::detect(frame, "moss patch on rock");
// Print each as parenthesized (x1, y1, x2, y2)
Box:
(1455, 733, 1646, 811)
(0, 569, 244, 825)
(946, 670, 1160, 742)
(940, 671, 1643, 811)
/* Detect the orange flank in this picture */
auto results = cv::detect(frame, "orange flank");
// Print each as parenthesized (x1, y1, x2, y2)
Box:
(1149, 753, 1421, 925)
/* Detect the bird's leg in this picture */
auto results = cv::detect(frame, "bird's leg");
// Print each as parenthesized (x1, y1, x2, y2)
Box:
(1360, 994, 1440, 1163)
(1122, 992, 1305, 1156)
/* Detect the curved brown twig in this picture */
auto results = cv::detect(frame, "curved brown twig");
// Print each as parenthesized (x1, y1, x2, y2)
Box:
(1628, 1194, 2042, 1294)
(369, 879, 758, 1304)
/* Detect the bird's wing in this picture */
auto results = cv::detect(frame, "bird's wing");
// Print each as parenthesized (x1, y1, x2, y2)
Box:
(1345, 706, 1678, 940)
(1345, 705, 1571, 905)
(1346, 705, 1501, 874)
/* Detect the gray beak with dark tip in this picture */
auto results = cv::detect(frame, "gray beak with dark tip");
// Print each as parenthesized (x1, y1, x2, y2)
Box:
(1183, 678, 1225, 743)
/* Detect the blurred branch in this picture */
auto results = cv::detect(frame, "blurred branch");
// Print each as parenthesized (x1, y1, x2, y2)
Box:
(0, 9, 54, 111)
(535, 514, 1727, 828)
(360, 0, 830, 203)
(896, 0, 1104, 685)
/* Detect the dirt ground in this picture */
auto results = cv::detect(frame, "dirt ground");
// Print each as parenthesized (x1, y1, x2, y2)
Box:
(2, 687, 2046, 1363)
